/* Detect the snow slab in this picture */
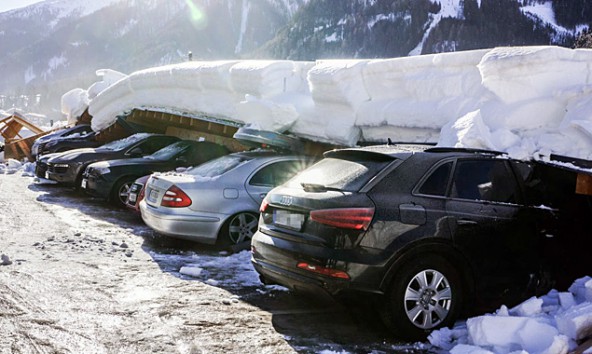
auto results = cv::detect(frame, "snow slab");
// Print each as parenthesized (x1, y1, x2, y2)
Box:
(82, 45, 592, 160)
(429, 276, 592, 354)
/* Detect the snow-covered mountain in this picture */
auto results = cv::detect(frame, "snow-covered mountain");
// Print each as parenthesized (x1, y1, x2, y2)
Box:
(264, 0, 591, 60)
(0, 0, 590, 119)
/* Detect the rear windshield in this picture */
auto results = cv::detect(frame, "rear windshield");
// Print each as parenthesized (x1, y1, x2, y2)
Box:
(184, 154, 249, 178)
(146, 141, 188, 160)
(286, 157, 390, 192)
(99, 133, 152, 151)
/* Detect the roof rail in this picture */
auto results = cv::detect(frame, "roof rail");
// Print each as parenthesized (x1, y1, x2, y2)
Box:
(549, 153, 592, 169)
(425, 147, 506, 155)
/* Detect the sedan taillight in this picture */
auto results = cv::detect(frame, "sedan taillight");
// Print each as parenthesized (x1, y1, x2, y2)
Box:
(160, 185, 192, 208)
(309, 207, 374, 230)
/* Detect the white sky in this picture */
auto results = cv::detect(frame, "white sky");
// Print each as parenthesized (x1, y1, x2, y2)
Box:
(0, 0, 44, 13)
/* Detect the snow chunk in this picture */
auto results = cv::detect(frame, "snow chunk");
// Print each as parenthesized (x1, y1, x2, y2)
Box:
(569, 276, 592, 304)
(510, 296, 544, 317)
(556, 302, 592, 341)
(467, 315, 561, 353)
(179, 266, 202, 278)
(438, 110, 495, 150)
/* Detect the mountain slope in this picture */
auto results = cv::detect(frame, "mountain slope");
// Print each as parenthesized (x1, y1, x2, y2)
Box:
(262, 0, 590, 60)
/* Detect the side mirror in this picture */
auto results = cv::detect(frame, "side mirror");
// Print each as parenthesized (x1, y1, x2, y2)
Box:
(128, 147, 143, 157)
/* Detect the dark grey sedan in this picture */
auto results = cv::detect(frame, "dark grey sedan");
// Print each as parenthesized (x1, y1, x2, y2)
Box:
(44, 133, 180, 187)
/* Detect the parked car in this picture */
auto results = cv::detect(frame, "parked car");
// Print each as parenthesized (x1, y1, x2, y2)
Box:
(251, 145, 592, 340)
(37, 131, 102, 158)
(82, 140, 229, 206)
(126, 175, 150, 213)
(139, 150, 315, 246)
(32, 124, 95, 159)
(43, 133, 180, 188)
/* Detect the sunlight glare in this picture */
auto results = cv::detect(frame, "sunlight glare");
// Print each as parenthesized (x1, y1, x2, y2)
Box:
(185, 0, 207, 28)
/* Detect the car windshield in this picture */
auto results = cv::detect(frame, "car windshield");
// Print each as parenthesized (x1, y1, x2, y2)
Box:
(145, 141, 188, 160)
(184, 154, 249, 178)
(287, 157, 390, 192)
(98, 133, 152, 151)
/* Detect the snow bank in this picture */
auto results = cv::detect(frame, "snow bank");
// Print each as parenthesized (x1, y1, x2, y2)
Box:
(84, 45, 592, 160)
(429, 276, 592, 354)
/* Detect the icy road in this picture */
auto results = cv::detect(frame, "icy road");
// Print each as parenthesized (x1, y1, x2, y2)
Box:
(0, 173, 427, 353)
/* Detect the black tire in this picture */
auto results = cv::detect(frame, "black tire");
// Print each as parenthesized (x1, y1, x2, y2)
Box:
(380, 255, 464, 341)
(217, 212, 259, 246)
(110, 177, 136, 207)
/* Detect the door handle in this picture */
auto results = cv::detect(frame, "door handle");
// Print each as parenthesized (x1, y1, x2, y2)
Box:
(457, 219, 478, 225)
(259, 193, 267, 199)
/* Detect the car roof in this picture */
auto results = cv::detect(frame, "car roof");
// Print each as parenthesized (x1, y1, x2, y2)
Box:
(230, 148, 307, 159)
(324, 144, 506, 162)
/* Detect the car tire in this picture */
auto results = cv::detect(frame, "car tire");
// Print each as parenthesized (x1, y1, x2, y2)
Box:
(111, 177, 136, 207)
(380, 255, 464, 341)
(217, 212, 259, 246)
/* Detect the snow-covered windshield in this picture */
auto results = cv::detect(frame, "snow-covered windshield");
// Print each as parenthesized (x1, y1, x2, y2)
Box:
(184, 154, 249, 178)
(98, 133, 152, 151)
(145, 141, 188, 160)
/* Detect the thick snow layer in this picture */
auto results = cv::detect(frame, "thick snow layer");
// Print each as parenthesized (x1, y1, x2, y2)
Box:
(61, 88, 89, 124)
(430, 276, 592, 353)
(89, 60, 313, 133)
(84, 45, 592, 161)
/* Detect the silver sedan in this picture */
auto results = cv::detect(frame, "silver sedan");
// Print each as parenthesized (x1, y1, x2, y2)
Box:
(139, 150, 313, 245)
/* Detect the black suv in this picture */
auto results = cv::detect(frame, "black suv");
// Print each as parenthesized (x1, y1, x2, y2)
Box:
(32, 124, 95, 159)
(251, 145, 592, 340)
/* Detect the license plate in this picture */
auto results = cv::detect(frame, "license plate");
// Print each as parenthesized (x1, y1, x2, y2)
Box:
(81, 179, 87, 189)
(45, 171, 49, 179)
(273, 210, 305, 230)
(147, 189, 159, 203)
(128, 193, 137, 203)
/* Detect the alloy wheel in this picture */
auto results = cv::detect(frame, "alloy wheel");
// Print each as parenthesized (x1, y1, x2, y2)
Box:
(227, 213, 258, 244)
(403, 269, 452, 329)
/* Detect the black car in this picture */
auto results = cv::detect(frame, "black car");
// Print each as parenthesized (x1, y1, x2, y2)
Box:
(44, 133, 180, 188)
(251, 145, 592, 340)
(81, 140, 229, 206)
(38, 131, 102, 157)
(32, 124, 97, 159)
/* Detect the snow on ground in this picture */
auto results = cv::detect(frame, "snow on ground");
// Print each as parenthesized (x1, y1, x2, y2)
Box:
(81, 45, 592, 164)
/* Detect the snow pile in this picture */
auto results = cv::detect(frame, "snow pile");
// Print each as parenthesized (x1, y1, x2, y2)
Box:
(83, 45, 592, 161)
(61, 88, 89, 124)
(89, 60, 313, 133)
(61, 69, 126, 125)
(429, 276, 592, 354)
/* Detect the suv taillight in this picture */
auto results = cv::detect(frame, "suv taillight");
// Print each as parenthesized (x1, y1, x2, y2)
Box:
(160, 185, 192, 208)
(309, 207, 374, 230)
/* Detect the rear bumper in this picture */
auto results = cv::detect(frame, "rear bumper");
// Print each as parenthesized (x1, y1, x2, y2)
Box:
(139, 200, 224, 244)
(251, 230, 382, 296)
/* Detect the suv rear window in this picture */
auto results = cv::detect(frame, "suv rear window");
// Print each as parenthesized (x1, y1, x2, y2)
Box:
(286, 157, 390, 192)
